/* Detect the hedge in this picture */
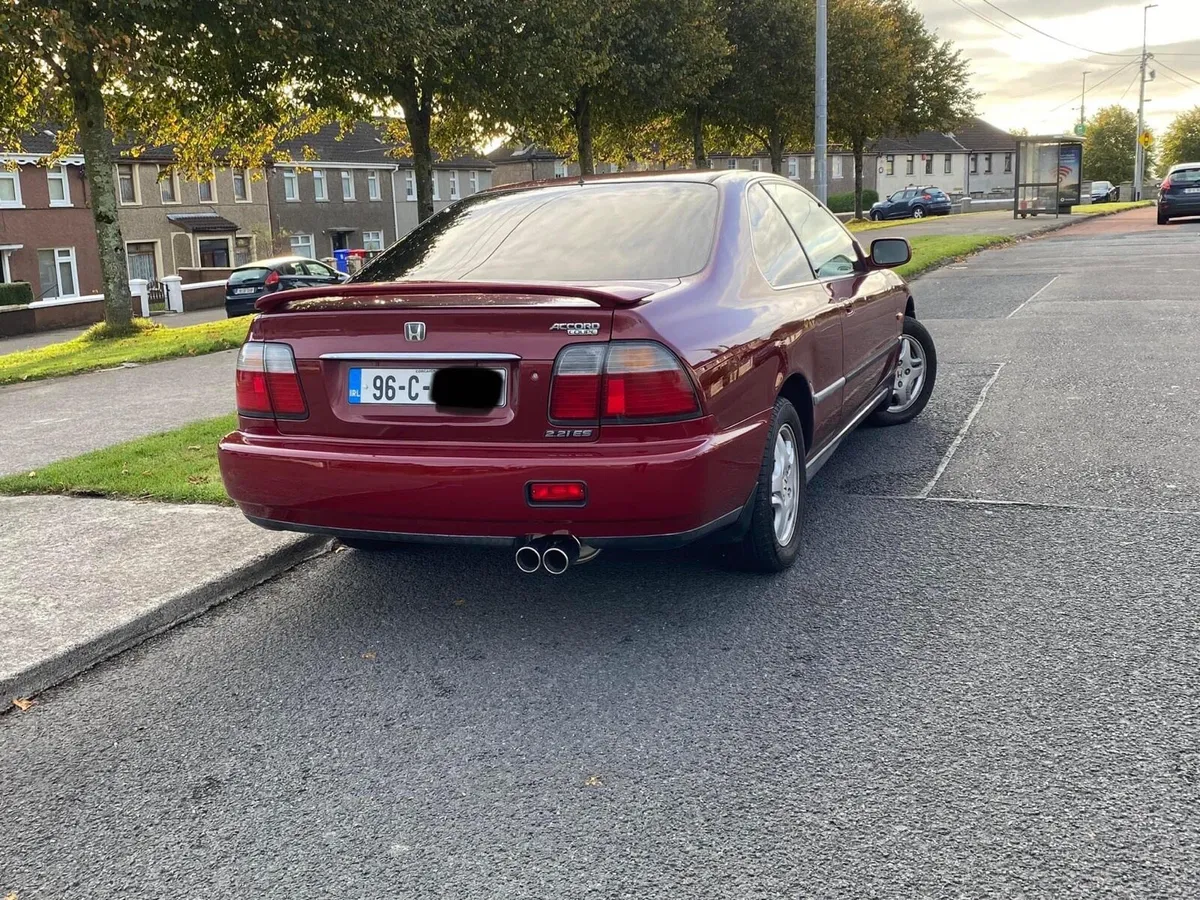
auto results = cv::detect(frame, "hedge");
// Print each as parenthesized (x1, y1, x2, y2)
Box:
(827, 190, 878, 214)
(0, 281, 33, 307)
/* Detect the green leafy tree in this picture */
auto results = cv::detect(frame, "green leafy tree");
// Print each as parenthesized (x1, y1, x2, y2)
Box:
(1159, 107, 1200, 172)
(0, 1, 327, 332)
(1083, 105, 1153, 185)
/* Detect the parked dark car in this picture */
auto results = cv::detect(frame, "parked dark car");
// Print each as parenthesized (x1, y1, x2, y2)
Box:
(869, 186, 953, 220)
(1090, 180, 1119, 203)
(1157, 164, 1200, 225)
(224, 256, 346, 317)
(218, 172, 937, 574)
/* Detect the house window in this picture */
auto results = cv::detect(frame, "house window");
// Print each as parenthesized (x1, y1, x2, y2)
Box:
(341, 170, 355, 200)
(469, 170, 478, 194)
(289, 234, 314, 258)
(117, 164, 137, 204)
(158, 166, 178, 203)
(450, 171, 460, 200)
(235, 236, 253, 267)
(37, 247, 78, 298)
(788, 157, 799, 179)
(832, 156, 843, 179)
(924, 155, 933, 175)
(885, 155, 895, 176)
(198, 173, 215, 203)
(313, 169, 328, 201)
(126, 241, 158, 283)
(405, 171, 416, 200)
(726, 158, 737, 170)
(970, 154, 978, 175)
(198, 238, 230, 268)
(362, 230, 384, 252)
(47, 165, 71, 206)
(905, 155, 915, 176)
(0, 170, 21, 208)
(984, 153, 993, 174)
(431, 173, 440, 202)
(1004, 153, 1013, 174)
(232, 169, 249, 202)
(282, 167, 298, 201)
(944, 154, 952, 175)
(554, 160, 568, 178)
(368, 170, 381, 200)
(751, 159, 761, 172)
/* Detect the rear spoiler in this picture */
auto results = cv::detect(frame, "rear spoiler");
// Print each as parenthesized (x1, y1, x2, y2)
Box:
(255, 280, 664, 313)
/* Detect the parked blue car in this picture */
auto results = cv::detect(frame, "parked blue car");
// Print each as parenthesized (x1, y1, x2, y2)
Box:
(869, 186, 953, 220)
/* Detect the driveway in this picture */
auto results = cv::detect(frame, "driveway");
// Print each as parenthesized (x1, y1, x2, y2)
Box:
(3, 209, 1199, 897)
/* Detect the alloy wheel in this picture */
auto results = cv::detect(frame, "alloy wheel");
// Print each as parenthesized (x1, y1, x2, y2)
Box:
(887, 335, 926, 414)
(770, 424, 800, 545)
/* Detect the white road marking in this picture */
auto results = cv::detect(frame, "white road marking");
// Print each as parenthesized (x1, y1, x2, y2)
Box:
(1006, 275, 1060, 319)
(916, 363, 1006, 499)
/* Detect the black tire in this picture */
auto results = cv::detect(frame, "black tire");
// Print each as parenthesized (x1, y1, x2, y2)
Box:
(736, 397, 806, 573)
(338, 537, 398, 551)
(911, 206, 926, 219)
(870, 316, 937, 427)
(870, 210, 882, 221)
(1157, 208, 1169, 225)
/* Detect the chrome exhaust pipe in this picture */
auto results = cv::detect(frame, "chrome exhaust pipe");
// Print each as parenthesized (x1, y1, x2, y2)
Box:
(541, 537, 580, 575)
(514, 542, 542, 574)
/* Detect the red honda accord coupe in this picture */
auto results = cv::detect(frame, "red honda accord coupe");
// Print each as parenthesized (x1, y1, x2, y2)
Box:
(217, 171, 936, 573)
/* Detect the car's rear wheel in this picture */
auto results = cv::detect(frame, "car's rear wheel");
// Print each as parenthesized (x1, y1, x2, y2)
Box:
(737, 398, 805, 573)
(1157, 208, 1170, 225)
(911, 205, 926, 219)
(870, 316, 937, 427)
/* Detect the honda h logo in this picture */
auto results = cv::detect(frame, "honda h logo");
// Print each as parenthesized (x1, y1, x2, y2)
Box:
(405, 321, 426, 342)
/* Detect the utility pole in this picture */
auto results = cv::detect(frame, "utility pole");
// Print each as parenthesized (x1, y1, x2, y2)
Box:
(1080, 70, 1090, 131)
(1134, 4, 1157, 201)
(814, 0, 828, 204)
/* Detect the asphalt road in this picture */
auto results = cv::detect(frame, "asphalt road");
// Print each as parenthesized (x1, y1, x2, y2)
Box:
(4, 207, 1200, 898)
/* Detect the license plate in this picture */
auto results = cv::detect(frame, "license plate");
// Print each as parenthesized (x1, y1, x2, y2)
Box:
(348, 367, 506, 406)
(1185, 188, 1200, 194)
(233, 287, 258, 295)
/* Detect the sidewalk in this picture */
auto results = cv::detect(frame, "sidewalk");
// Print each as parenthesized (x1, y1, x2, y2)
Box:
(0, 494, 327, 704)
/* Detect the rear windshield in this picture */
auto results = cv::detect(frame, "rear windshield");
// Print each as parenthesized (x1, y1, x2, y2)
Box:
(1170, 168, 1200, 184)
(229, 267, 269, 285)
(354, 182, 719, 283)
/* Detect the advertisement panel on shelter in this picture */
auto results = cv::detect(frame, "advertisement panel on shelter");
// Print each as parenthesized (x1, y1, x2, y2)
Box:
(1058, 143, 1083, 209)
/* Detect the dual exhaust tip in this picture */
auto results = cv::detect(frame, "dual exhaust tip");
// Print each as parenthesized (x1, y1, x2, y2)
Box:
(515, 536, 580, 575)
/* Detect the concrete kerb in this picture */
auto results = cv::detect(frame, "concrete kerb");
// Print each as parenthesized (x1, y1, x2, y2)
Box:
(2, 533, 331, 709)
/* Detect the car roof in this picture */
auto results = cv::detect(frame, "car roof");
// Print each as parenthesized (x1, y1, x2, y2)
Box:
(1169, 162, 1200, 172)
(233, 256, 327, 271)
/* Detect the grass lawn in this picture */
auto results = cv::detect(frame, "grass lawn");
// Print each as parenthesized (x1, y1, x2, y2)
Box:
(0, 415, 235, 505)
(898, 234, 1013, 278)
(0, 316, 250, 385)
(846, 217, 925, 233)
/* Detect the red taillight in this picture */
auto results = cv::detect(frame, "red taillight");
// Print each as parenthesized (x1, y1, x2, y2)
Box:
(548, 341, 700, 424)
(922, 193, 932, 200)
(1160, 177, 1171, 191)
(236, 341, 307, 419)
(264, 270, 280, 287)
(549, 344, 604, 421)
(529, 482, 586, 503)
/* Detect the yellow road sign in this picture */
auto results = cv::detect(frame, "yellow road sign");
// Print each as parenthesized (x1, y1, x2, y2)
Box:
(1139, 131, 1153, 149)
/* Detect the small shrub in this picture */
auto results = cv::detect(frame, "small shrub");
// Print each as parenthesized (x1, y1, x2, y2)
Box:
(79, 317, 163, 342)
(827, 190, 878, 213)
(0, 281, 33, 307)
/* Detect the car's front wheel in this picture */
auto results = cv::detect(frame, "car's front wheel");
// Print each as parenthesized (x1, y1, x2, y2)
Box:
(737, 397, 806, 573)
(911, 205, 926, 219)
(870, 210, 883, 221)
(870, 316, 937, 426)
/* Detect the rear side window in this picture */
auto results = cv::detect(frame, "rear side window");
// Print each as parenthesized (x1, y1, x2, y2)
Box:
(228, 268, 268, 285)
(747, 185, 814, 287)
(1170, 168, 1200, 184)
(764, 183, 860, 279)
(356, 182, 719, 283)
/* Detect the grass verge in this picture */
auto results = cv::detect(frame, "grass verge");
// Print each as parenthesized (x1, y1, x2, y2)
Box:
(0, 316, 249, 385)
(898, 234, 1013, 279)
(0, 415, 235, 505)
(1070, 200, 1153, 215)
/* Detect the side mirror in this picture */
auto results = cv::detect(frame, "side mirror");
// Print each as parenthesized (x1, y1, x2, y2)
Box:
(870, 237, 911, 269)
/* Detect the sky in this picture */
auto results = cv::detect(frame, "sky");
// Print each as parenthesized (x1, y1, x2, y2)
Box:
(914, 0, 1200, 135)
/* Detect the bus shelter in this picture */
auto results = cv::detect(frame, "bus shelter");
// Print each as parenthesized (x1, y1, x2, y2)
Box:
(1013, 136, 1083, 218)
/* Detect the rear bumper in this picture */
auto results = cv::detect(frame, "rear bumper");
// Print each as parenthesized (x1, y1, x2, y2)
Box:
(217, 416, 768, 546)
(1159, 197, 1200, 216)
(224, 296, 262, 317)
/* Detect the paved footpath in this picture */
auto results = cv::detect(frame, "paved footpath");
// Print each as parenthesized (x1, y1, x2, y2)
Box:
(2, 207, 1198, 898)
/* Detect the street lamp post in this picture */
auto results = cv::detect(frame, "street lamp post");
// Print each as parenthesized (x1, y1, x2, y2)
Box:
(814, 0, 828, 204)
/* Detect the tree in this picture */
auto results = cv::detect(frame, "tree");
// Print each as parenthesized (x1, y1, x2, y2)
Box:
(0, 1, 326, 333)
(1159, 107, 1200, 172)
(712, 0, 815, 174)
(501, 0, 728, 175)
(1083, 105, 1153, 185)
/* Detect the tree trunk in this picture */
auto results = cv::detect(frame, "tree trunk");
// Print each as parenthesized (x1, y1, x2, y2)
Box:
(65, 50, 133, 332)
(853, 137, 865, 219)
(767, 125, 785, 175)
(398, 71, 435, 223)
(573, 88, 594, 176)
(691, 105, 706, 169)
